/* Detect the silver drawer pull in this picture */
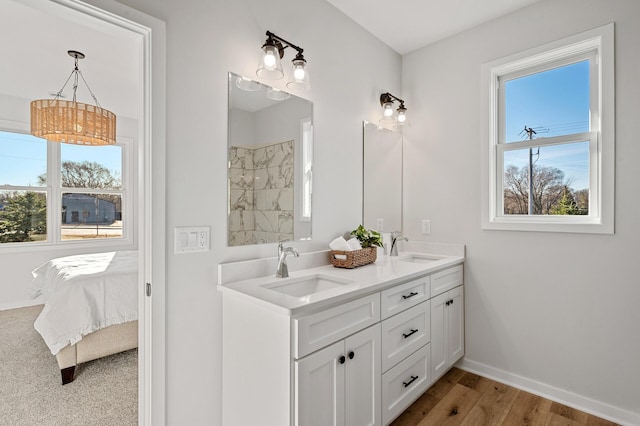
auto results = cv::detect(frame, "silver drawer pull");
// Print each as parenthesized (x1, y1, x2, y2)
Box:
(402, 329, 419, 339)
(402, 291, 418, 300)
(403, 375, 418, 388)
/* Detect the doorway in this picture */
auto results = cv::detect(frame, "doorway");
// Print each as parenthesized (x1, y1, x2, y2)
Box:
(0, 0, 166, 423)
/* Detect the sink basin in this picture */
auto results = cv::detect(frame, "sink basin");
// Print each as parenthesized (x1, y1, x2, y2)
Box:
(397, 254, 442, 264)
(263, 274, 355, 297)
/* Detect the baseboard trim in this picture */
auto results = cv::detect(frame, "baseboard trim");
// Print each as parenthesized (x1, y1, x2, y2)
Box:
(456, 358, 640, 426)
(0, 299, 42, 312)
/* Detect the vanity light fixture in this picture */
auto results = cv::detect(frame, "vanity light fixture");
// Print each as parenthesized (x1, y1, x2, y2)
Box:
(257, 31, 310, 90)
(379, 92, 408, 126)
(30, 50, 116, 145)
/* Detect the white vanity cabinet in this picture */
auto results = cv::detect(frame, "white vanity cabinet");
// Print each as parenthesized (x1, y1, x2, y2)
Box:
(429, 265, 464, 382)
(293, 294, 381, 426)
(295, 323, 381, 426)
(379, 277, 432, 424)
(220, 259, 464, 426)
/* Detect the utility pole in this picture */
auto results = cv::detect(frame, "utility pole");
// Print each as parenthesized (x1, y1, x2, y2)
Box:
(524, 126, 536, 215)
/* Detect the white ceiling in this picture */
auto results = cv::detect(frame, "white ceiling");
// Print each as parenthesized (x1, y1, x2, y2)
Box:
(326, 0, 540, 54)
(0, 0, 141, 120)
(1, 0, 540, 124)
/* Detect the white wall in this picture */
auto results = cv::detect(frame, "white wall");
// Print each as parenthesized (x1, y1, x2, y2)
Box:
(402, 0, 640, 421)
(92, 0, 402, 424)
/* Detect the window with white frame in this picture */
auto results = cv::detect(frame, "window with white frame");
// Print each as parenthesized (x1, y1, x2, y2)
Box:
(0, 130, 131, 246)
(300, 117, 313, 221)
(481, 24, 614, 234)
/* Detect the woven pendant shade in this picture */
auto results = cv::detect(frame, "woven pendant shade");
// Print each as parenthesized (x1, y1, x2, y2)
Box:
(31, 99, 116, 146)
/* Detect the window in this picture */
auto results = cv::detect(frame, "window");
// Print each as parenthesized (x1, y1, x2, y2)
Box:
(300, 117, 313, 221)
(481, 24, 614, 233)
(0, 130, 131, 246)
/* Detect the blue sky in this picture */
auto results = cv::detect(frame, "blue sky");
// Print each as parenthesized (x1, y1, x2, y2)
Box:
(504, 60, 590, 190)
(0, 131, 121, 187)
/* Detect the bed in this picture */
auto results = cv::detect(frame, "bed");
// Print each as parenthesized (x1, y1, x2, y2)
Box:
(30, 250, 138, 384)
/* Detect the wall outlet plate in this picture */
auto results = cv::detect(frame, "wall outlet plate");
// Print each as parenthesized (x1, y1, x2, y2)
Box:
(421, 220, 431, 235)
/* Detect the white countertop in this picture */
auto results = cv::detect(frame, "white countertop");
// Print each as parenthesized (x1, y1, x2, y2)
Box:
(218, 242, 465, 316)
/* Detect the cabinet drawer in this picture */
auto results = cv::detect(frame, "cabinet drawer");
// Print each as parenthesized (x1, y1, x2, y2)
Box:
(431, 265, 463, 298)
(381, 301, 430, 372)
(380, 275, 429, 320)
(382, 343, 430, 426)
(293, 293, 380, 359)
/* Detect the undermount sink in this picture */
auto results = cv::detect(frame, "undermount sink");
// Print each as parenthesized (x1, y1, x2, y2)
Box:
(397, 253, 442, 264)
(263, 274, 355, 297)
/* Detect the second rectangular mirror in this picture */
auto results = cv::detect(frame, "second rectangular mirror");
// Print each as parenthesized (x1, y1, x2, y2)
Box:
(363, 121, 402, 233)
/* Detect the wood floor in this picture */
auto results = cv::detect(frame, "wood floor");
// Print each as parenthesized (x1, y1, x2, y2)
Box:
(390, 367, 618, 426)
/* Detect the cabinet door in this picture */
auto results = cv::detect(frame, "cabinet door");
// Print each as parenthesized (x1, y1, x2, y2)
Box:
(295, 340, 345, 426)
(430, 291, 448, 382)
(447, 285, 464, 363)
(345, 324, 381, 426)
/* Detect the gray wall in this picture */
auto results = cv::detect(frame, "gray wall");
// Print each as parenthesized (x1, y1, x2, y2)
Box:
(402, 0, 640, 420)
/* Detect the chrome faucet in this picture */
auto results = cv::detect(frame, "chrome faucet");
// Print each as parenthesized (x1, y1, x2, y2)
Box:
(276, 242, 299, 278)
(389, 232, 408, 256)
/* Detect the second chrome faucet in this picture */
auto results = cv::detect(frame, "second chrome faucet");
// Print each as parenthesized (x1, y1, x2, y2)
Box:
(276, 242, 299, 278)
(389, 232, 408, 256)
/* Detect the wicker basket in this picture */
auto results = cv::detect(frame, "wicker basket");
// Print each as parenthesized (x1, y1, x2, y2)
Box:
(329, 247, 377, 269)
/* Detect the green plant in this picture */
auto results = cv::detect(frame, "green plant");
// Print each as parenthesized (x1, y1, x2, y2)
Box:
(350, 224, 383, 248)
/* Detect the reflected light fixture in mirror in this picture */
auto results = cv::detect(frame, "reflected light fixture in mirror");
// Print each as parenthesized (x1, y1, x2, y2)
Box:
(235, 75, 261, 91)
(257, 31, 310, 90)
(379, 92, 408, 127)
(267, 87, 291, 101)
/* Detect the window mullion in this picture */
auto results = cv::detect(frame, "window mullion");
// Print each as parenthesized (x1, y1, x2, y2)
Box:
(48, 141, 60, 243)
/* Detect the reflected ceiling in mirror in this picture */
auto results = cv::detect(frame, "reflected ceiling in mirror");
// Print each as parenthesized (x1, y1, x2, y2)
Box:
(363, 121, 402, 234)
(228, 72, 313, 247)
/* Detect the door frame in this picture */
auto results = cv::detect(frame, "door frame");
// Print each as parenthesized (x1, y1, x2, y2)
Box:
(33, 0, 168, 424)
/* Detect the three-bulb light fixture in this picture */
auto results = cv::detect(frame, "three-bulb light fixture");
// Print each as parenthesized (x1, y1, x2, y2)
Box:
(379, 92, 407, 126)
(257, 31, 310, 91)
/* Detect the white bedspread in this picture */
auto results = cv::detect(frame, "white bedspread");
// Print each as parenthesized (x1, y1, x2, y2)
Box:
(30, 251, 138, 355)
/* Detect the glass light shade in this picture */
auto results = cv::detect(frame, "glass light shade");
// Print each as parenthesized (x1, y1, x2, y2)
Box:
(257, 44, 284, 80)
(396, 107, 407, 124)
(266, 87, 291, 101)
(286, 58, 310, 90)
(382, 102, 394, 118)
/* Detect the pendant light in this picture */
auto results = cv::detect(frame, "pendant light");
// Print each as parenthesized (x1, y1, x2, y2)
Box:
(30, 50, 116, 146)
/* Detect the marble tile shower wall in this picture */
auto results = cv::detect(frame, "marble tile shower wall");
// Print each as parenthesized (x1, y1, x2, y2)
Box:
(229, 140, 294, 246)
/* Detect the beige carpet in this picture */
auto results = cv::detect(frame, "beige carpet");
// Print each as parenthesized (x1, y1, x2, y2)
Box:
(0, 305, 137, 426)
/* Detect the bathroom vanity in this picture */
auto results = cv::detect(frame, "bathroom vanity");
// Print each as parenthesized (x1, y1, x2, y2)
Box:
(218, 245, 464, 426)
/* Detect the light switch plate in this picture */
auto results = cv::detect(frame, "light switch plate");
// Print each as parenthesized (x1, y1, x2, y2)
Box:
(174, 226, 210, 253)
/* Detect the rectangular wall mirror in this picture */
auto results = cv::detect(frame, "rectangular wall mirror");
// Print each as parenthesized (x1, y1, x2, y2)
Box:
(227, 72, 313, 246)
(362, 121, 402, 233)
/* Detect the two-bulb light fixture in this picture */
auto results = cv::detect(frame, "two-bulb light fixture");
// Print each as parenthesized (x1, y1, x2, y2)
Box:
(257, 31, 310, 91)
(379, 92, 407, 127)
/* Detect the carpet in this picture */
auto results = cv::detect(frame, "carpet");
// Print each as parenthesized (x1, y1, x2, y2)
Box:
(0, 305, 137, 425)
